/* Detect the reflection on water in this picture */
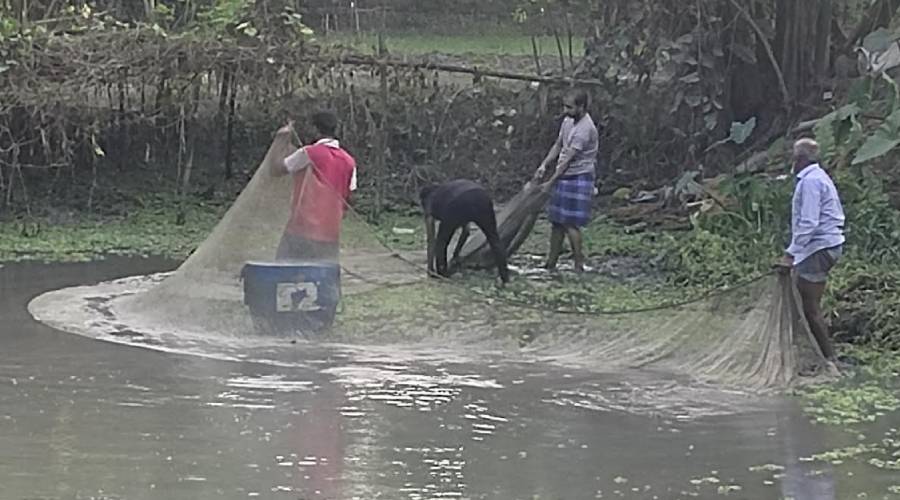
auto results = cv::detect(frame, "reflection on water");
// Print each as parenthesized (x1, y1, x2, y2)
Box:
(777, 411, 836, 500)
(2, 259, 900, 499)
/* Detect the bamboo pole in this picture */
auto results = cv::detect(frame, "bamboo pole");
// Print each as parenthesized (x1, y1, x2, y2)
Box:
(531, 35, 543, 75)
(374, 27, 388, 218)
(301, 54, 606, 87)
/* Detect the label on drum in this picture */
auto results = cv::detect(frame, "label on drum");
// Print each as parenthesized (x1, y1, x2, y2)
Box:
(275, 282, 320, 312)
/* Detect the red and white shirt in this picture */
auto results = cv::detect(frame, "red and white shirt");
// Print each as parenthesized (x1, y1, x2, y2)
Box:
(284, 138, 357, 242)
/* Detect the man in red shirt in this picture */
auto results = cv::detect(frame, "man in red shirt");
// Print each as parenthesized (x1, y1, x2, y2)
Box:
(267, 112, 357, 261)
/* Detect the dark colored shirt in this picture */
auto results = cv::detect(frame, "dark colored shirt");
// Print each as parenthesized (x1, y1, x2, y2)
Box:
(423, 179, 484, 221)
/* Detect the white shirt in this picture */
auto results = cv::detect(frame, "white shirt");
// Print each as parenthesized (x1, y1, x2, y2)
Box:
(786, 164, 845, 264)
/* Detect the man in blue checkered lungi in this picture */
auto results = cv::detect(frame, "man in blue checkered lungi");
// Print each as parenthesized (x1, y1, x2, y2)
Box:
(533, 88, 599, 273)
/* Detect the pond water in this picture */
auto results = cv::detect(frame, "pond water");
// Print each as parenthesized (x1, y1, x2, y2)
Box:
(2, 258, 898, 500)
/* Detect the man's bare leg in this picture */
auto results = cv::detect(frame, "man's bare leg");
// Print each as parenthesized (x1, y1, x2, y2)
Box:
(544, 224, 566, 270)
(566, 226, 585, 273)
(435, 223, 457, 278)
(449, 224, 470, 273)
(797, 277, 836, 360)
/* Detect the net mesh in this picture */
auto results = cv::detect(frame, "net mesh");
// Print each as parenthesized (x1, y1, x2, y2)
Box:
(112, 147, 829, 392)
(455, 179, 549, 269)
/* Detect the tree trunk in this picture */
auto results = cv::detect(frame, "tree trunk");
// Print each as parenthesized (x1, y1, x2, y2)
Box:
(775, 0, 833, 102)
(814, 0, 832, 80)
(224, 74, 237, 180)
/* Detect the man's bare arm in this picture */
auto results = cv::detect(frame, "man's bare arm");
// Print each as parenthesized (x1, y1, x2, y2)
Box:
(264, 123, 300, 177)
(541, 136, 562, 168)
(551, 147, 577, 181)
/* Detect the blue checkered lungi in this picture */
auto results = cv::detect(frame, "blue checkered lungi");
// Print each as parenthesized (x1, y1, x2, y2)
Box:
(548, 172, 595, 227)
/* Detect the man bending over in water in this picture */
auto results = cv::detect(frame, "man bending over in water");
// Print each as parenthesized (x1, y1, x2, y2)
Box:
(420, 179, 510, 285)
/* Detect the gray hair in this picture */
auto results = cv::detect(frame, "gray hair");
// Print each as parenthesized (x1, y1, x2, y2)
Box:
(793, 138, 820, 163)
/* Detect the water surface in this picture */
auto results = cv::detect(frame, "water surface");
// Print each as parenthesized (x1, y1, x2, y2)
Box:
(2, 258, 898, 499)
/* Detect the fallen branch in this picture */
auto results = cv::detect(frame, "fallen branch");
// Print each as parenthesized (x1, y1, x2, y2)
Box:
(306, 54, 608, 87)
(792, 118, 820, 134)
(792, 111, 888, 135)
(733, 150, 771, 174)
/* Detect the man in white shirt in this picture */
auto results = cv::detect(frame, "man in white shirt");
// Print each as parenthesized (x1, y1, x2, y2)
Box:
(776, 138, 845, 363)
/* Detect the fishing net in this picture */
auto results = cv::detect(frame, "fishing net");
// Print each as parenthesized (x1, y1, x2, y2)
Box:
(33, 138, 832, 393)
(454, 179, 549, 270)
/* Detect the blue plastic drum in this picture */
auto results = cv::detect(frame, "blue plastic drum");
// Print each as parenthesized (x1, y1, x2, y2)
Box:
(241, 260, 341, 336)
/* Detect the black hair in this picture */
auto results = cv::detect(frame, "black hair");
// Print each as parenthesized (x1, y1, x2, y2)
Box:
(419, 184, 438, 208)
(566, 88, 590, 108)
(311, 111, 338, 137)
